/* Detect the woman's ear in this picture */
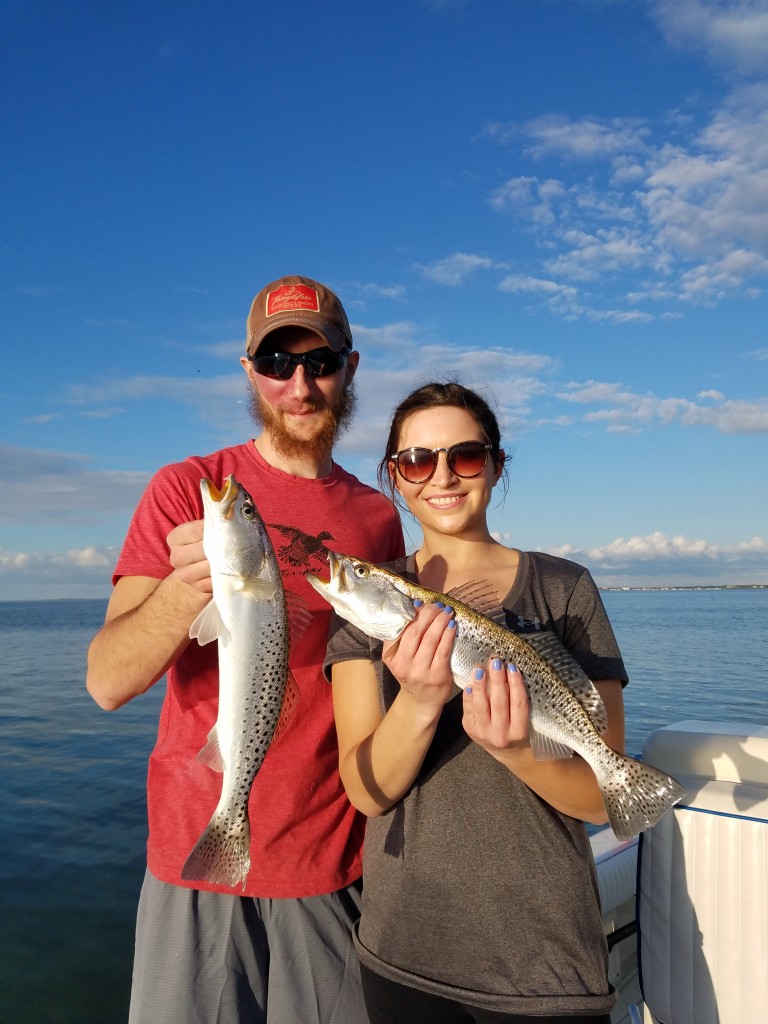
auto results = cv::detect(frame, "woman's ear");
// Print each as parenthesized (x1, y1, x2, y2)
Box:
(493, 450, 506, 485)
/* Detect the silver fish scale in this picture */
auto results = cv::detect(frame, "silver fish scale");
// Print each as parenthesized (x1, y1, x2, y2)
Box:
(450, 609, 607, 750)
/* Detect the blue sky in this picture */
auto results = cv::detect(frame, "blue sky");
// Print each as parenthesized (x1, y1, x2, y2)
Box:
(2, 0, 767, 599)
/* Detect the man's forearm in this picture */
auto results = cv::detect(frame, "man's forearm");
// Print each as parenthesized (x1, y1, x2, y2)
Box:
(86, 573, 210, 710)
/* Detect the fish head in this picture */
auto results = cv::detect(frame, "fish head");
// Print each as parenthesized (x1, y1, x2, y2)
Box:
(306, 551, 416, 640)
(200, 476, 269, 577)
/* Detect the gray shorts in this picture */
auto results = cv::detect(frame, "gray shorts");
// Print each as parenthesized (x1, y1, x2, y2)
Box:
(129, 869, 369, 1024)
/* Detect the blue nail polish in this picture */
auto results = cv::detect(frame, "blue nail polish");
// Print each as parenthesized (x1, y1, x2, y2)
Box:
(474, 667, 484, 681)
(447, 619, 456, 629)
(433, 602, 445, 609)
(508, 663, 517, 673)
(492, 658, 502, 671)
(465, 685, 473, 694)
(413, 599, 423, 608)
(443, 605, 454, 615)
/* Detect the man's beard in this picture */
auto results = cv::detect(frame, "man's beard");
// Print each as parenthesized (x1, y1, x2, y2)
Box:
(248, 381, 357, 463)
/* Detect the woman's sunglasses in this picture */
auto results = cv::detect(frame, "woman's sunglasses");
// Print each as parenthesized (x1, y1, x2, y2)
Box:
(389, 441, 493, 484)
(250, 347, 349, 381)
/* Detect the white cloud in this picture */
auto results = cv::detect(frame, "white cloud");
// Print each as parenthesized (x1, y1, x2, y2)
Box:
(0, 546, 117, 599)
(0, 443, 150, 524)
(482, 67, 768, 318)
(492, 531, 768, 586)
(560, 380, 768, 434)
(413, 252, 496, 285)
(651, 0, 768, 76)
(545, 532, 768, 585)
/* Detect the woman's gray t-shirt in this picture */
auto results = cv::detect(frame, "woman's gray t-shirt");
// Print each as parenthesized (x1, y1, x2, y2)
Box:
(323, 550, 628, 1017)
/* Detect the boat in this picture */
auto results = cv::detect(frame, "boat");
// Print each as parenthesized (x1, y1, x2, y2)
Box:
(592, 719, 768, 1023)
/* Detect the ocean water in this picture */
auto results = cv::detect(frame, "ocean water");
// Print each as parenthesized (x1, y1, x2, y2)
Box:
(2, 589, 767, 1023)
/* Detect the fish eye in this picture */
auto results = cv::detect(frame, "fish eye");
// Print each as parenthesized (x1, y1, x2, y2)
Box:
(353, 563, 369, 578)
(242, 503, 256, 520)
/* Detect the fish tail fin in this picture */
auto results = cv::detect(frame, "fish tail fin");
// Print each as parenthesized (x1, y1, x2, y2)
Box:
(180, 814, 251, 890)
(598, 752, 686, 841)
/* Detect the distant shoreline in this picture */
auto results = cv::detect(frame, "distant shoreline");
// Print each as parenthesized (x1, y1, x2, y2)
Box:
(600, 584, 768, 592)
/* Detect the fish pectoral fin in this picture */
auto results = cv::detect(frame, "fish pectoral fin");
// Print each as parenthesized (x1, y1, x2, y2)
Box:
(195, 726, 225, 773)
(189, 600, 229, 645)
(238, 577, 278, 601)
(529, 726, 575, 761)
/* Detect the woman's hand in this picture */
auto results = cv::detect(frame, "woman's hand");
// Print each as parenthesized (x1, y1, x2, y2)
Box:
(382, 601, 457, 709)
(167, 520, 213, 594)
(462, 658, 530, 753)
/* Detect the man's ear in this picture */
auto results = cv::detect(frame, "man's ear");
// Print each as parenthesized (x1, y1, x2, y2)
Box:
(344, 349, 360, 384)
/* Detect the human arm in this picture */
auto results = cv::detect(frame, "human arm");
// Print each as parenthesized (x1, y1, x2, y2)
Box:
(462, 661, 626, 825)
(330, 603, 457, 816)
(85, 520, 212, 711)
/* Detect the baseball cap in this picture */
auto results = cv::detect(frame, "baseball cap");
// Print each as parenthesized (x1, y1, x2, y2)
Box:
(246, 275, 353, 356)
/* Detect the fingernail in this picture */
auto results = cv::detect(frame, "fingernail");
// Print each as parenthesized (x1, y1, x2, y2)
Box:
(508, 662, 517, 673)
(413, 599, 423, 608)
(447, 619, 456, 629)
(492, 658, 502, 671)
(465, 685, 473, 694)
(433, 602, 445, 609)
(474, 667, 484, 681)
(443, 605, 454, 615)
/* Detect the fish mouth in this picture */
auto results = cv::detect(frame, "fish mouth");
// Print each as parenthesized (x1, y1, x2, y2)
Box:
(201, 476, 239, 518)
(307, 549, 343, 589)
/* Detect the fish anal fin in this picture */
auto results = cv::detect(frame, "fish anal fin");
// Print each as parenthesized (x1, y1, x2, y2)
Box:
(447, 580, 507, 626)
(189, 600, 229, 645)
(529, 727, 575, 761)
(271, 671, 301, 744)
(195, 725, 225, 773)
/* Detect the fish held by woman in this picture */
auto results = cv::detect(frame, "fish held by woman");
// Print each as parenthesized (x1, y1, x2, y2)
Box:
(307, 551, 685, 841)
(181, 475, 297, 889)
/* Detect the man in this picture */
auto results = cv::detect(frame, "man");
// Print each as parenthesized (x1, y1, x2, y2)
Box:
(87, 275, 404, 1024)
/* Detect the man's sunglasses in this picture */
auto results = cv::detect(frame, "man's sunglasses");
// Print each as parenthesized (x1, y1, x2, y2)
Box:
(389, 441, 493, 484)
(250, 347, 349, 381)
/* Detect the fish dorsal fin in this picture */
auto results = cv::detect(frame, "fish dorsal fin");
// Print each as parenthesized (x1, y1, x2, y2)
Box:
(271, 670, 301, 745)
(195, 724, 225, 773)
(189, 600, 229, 646)
(447, 580, 507, 627)
(522, 630, 609, 735)
(285, 590, 312, 652)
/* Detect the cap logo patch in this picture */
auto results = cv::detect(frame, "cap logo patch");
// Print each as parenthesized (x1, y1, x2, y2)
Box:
(266, 284, 320, 317)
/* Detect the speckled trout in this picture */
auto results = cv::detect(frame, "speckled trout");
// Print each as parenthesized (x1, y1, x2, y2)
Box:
(307, 552, 684, 840)
(182, 476, 294, 889)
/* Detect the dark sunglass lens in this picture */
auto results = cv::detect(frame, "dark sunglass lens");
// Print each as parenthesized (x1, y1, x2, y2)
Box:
(398, 448, 435, 483)
(449, 443, 488, 477)
(304, 353, 335, 377)
(302, 349, 348, 378)
(273, 354, 294, 379)
(252, 353, 292, 379)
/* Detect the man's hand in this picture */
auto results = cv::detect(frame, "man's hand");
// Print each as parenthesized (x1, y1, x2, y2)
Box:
(168, 520, 212, 594)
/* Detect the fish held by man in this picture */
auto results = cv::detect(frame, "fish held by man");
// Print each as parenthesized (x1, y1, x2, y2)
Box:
(181, 475, 296, 889)
(306, 552, 685, 841)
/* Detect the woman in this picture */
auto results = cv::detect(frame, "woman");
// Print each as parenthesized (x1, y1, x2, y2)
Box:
(324, 382, 627, 1023)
